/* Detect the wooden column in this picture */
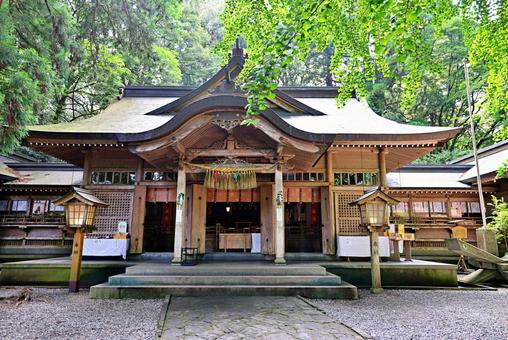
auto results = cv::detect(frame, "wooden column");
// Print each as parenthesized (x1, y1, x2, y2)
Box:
(389, 237, 401, 262)
(403, 240, 412, 261)
(369, 225, 383, 293)
(378, 147, 387, 189)
(82, 151, 92, 186)
(172, 160, 186, 264)
(274, 162, 286, 264)
(130, 158, 146, 254)
(68, 228, 84, 292)
(326, 150, 334, 185)
(130, 185, 147, 254)
(135, 158, 144, 183)
(323, 150, 336, 255)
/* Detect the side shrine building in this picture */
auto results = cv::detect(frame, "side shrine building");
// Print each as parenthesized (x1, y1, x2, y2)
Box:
(4, 47, 489, 263)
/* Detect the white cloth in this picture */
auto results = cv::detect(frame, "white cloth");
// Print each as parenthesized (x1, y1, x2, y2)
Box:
(251, 233, 261, 253)
(83, 239, 129, 259)
(337, 236, 396, 257)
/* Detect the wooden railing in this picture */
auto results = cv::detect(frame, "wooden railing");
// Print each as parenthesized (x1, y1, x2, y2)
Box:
(0, 214, 65, 225)
(0, 214, 71, 249)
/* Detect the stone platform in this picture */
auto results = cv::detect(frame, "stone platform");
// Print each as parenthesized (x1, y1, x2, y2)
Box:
(0, 257, 132, 287)
(89, 262, 358, 299)
(0, 255, 458, 297)
(324, 260, 458, 287)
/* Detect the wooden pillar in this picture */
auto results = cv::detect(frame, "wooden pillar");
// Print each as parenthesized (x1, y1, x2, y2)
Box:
(172, 160, 186, 264)
(326, 150, 334, 185)
(378, 147, 387, 189)
(130, 158, 146, 254)
(390, 238, 401, 262)
(403, 240, 412, 261)
(130, 185, 147, 254)
(369, 225, 383, 293)
(69, 228, 84, 292)
(136, 158, 144, 183)
(82, 151, 92, 186)
(274, 162, 286, 264)
(323, 150, 336, 255)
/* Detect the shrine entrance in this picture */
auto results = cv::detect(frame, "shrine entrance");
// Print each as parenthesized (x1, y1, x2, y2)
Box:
(143, 202, 176, 252)
(285, 202, 322, 252)
(283, 187, 323, 253)
(205, 188, 262, 253)
(143, 187, 177, 252)
(206, 202, 261, 252)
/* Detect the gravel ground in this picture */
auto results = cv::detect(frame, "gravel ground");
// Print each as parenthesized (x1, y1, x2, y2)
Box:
(0, 288, 163, 340)
(312, 289, 508, 340)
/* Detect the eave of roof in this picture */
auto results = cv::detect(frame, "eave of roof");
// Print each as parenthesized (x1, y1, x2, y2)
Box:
(450, 139, 508, 164)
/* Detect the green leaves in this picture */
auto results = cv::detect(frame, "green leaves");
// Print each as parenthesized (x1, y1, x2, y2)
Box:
(221, 0, 507, 161)
(488, 196, 508, 251)
(1, 0, 222, 153)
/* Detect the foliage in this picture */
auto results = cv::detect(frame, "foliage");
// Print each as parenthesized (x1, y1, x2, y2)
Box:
(220, 0, 508, 152)
(497, 159, 508, 179)
(0, 0, 223, 154)
(176, 0, 223, 85)
(488, 196, 508, 252)
(1, 0, 74, 152)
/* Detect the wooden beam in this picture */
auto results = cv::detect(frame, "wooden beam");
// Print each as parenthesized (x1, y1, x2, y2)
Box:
(186, 148, 276, 160)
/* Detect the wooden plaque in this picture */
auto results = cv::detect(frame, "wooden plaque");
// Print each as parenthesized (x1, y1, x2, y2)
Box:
(451, 226, 468, 239)
(403, 233, 415, 241)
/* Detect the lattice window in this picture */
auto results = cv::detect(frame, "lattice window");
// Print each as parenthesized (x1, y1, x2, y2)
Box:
(334, 191, 365, 234)
(92, 190, 133, 237)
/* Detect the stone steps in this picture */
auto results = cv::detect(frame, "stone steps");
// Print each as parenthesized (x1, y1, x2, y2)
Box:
(89, 283, 358, 299)
(125, 264, 327, 276)
(108, 273, 341, 286)
(90, 263, 358, 299)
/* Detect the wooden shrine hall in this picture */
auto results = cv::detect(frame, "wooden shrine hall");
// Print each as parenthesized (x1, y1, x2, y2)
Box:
(23, 46, 460, 264)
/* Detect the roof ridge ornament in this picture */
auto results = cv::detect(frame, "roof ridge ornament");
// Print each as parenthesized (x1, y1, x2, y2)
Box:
(230, 37, 247, 59)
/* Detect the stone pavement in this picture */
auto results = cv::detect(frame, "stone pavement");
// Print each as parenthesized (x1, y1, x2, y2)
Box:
(160, 296, 364, 339)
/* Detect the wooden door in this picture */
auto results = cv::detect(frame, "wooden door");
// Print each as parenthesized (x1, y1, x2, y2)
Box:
(130, 185, 147, 254)
(191, 184, 207, 254)
(320, 187, 335, 255)
(260, 185, 275, 255)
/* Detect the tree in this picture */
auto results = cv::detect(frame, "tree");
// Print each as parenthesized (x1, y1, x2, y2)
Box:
(0, 0, 188, 153)
(368, 17, 502, 164)
(174, 0, 222, 86)
(0, 0, 75, 151)
(220, 0, 508, 136)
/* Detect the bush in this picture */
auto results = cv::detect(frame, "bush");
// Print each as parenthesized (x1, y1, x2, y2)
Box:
(488, 196, 508, 256)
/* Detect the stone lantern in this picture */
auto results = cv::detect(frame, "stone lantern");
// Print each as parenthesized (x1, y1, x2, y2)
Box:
(54, 187, 108, 292)
(350, 189, 399, 293)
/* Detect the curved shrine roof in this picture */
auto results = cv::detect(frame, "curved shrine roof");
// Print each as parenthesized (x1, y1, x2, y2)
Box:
(29, 92, 459, 144)
(27, 53, 459, 145)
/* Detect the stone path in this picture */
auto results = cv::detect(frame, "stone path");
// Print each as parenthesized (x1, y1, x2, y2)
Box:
(160, 296, 364, 339)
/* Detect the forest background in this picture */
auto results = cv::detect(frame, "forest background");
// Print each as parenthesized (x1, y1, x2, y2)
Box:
(0, 0, 506, 165)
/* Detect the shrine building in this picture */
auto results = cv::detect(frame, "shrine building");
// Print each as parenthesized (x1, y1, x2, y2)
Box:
(6, 46, 486, 264)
